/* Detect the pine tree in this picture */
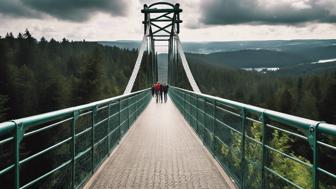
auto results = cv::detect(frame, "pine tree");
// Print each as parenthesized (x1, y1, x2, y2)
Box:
(278, 89, 293, 114)
(17, 33, 24, 40)
(297, 92, 319, 120)
(75, 48, 108, 104)
(320, 82, 336, 123)
(0, 95, 8, 122)
(5, 32, 14, 39)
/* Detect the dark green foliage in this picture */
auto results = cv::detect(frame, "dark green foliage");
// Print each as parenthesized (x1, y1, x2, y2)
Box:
(278, 89, 293, 114)
(0, 30, 139, 120)
(177, 54, 336, 188)
(184, 44, 336, 76)
(183, 54, 336, 124)
(194, 49, 309, 68)
(320, 81, 336, 123)
(0, 30, 148, 189)
(0, 95, 8, 122)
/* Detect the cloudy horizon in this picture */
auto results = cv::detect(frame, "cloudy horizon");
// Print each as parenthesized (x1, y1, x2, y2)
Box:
(0, 0, 336, 42)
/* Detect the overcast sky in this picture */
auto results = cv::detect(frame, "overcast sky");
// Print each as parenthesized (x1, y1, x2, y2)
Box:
(0, 0, 336, 42)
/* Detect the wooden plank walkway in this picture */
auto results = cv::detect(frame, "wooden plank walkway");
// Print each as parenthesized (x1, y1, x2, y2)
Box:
(84, 96, 235, 189)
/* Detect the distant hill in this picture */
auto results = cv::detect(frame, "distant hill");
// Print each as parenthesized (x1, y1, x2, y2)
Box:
(181, 39, 336, 54)
(99, 39, 336, 75)
(186, 49, 310, 68)
(99, 40, 140, 50)
(99, 39, 336, 54)
(185, 48, 336, 75)
(292, 45, 336, 60)
(274, 61, 336, 76)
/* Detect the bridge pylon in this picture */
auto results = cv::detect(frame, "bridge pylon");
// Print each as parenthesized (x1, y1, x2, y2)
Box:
(124, 2, 200, 94)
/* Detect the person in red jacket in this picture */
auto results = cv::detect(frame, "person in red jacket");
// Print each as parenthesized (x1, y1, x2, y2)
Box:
(154, 82, 161, 103)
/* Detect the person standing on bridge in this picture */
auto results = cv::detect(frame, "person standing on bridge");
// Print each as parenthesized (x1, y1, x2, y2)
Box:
(151, 84, 155, 97)
(154, 82, 161, 103)
(160, 83, 164, 103)
(163, 84, 169, 103)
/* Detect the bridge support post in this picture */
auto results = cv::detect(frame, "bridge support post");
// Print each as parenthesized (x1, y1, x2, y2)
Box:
(308, 123, 320, 189)
(187, 93, 191, 123)
(118, 99, 122, 139)
(202, 98, 205, 143)
(14, 122, 23, 189)
(91, 106, 98, 174)
(71, 111, 79, 189)
(183, 91, 186, 117)
(212, 100, 217, 154)
(260, 112, 269, 189)
(196, 96, 199, 135)
(240, 108, 246, 189)
(127, 97, 130, 130)
(135, 94, 138, 119)
(107, 104, 112, 155)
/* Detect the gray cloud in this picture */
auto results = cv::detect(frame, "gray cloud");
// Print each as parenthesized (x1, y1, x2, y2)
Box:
(200, 0, 336, 26)
(0, 0, 129, 21)
(0, 0, 42, 18)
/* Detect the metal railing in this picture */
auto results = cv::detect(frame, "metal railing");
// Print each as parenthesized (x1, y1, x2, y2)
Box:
(170, 86, 336, 189)
(0, 89, 151, 189)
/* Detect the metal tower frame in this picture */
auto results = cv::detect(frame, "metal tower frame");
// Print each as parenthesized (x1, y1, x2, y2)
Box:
(124, 2, 200, 94)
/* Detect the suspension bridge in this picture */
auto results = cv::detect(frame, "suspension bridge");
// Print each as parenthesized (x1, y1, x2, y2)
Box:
(0, 2, 336, 189)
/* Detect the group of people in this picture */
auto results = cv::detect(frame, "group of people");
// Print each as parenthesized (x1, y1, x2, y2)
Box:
(151, 82, 169, 103)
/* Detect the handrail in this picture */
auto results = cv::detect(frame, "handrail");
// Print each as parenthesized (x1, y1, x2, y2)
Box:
(0, 88, 151, 189)
(169, 86, 336, 189)
(0, 88, 150, 137)
(171, 86, 335, 136)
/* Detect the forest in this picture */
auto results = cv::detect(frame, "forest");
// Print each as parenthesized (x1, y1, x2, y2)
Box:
(184, 53, 336, 125)
(0, 30, 141, 122)
(0, 30, 155, 188)
(0, 30, 335, 188)
(177, 53, 336, 188)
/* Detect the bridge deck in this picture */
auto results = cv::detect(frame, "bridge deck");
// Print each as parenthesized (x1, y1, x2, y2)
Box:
(84, 96, 235, 189)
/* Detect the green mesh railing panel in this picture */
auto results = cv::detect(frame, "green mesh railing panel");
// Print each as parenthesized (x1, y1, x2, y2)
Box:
(170, 86, 336, 189)
(0, 89, 151, 189)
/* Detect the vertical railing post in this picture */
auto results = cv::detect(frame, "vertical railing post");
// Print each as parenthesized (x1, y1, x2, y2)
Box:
(212, 100, 217, 153)
(72, 111, 79, 189)
(196, 96, 199, 133)
(191, 93, 193, 124)
(172, 38, 174, 85)
(308, 123, 319, 189)
(183, 91, 186, 117)
(240, 108, 246, 189)
(131, 95, 134, 122)
(139, 93, 141, 117)
(135, 94, 138, 118)
(91, 106, 98, 173)
(260, 112, 268, 189)
(14, 122, 23, 189)
(173, 38, 176, 85)
(127, 97, 130, 130)
(202, 98, 206, 143)
(107, 103, 112, 154)
(119, 99, 122, 139)
(186, 92, 188, 119)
